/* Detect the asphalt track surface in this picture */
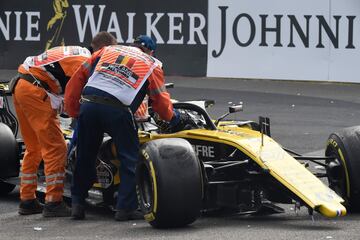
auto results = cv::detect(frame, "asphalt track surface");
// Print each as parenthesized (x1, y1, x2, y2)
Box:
(1, 74, 360, 239)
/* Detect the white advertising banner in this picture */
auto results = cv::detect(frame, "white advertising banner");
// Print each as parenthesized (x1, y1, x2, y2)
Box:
(207, 0, 360, 82)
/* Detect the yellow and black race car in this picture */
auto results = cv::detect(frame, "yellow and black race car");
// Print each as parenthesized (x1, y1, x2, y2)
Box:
(0, 82, 359, 228)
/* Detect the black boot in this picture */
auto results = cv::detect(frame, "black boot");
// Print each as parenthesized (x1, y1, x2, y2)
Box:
(18, 199, 44, 215)
(115, 209, 144, 221)
(42, 201, 71, 217)
(71, 204, 85, 220)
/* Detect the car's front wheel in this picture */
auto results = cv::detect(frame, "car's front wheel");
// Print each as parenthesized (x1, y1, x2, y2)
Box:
(325, 126, 360, 212)
(136, 138, 203, 228)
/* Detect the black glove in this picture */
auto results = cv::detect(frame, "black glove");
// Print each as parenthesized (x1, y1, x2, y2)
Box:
(171, 111, 197, 132)
(153, 109, 196, 133)
(152, 112, 171, 133)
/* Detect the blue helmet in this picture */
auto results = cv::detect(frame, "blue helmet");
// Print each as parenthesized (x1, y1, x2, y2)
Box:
(133, 35, 157, 51)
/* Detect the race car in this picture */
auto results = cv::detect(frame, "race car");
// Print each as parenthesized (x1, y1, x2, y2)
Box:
(0, 81, 360, 229)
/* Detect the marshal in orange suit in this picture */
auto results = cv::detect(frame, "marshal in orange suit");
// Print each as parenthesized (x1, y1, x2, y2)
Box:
(13, 32, 117, 217)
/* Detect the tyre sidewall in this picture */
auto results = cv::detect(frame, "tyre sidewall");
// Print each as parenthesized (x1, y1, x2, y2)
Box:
(136, 138, 203, 228)
(326, 130, 360, 211)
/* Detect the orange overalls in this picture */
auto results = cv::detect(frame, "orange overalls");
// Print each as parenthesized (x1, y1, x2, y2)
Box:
(13, 46, 90, 202)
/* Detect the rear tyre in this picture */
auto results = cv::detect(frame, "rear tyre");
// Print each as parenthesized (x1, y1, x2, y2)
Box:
(136, 138, 203, 228)
(0, 123, 19, 179)
(0, 181, 16, 196)
(325, 126, 360, 212)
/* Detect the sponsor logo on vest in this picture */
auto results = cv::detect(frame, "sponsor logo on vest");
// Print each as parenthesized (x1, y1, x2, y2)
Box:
(100, 63, 138, 84)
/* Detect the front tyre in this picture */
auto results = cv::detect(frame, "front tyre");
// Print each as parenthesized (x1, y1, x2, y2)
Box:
(325, 126, 360, 212)
(136, 138, 203, 228)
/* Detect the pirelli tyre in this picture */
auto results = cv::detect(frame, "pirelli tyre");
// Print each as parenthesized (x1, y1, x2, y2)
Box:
(325, 126, 360, 212)
(136, 138, 203, 228)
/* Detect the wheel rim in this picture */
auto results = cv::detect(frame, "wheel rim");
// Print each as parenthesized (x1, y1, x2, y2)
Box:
(326, 156, 348, 202)
(138, 163, 153, 211)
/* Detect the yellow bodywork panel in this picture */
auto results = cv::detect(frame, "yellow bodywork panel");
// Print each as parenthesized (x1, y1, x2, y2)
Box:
(0, 83, 10, 91)
(140, 127, 346, 218)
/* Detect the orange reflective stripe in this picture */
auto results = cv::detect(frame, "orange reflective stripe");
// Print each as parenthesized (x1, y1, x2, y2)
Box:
(21, 179, 37, 184)
(46, 180, 64, 186)
(20, 173, 37, 177)
(46, 172, 65, 186)
(46, 173, 65, 179)
(20, 172, 38, 183)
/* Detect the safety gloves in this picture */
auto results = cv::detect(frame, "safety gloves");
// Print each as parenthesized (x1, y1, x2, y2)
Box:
(155, 109, 197, 133)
